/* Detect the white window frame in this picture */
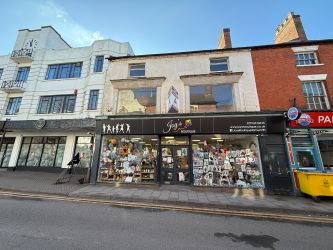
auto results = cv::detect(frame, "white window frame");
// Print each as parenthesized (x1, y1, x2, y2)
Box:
(128, 63, 145, 77)
(295, 52, 319, 66)
(209, 57, 229, 72)
(302, 81, 330, 110)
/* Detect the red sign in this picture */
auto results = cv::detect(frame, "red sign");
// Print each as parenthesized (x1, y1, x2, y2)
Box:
(290, 112, 333, 128)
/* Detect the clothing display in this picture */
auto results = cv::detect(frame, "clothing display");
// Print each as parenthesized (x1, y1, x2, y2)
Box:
(99, 136, 157, 183)
(192, 139, 263, 188)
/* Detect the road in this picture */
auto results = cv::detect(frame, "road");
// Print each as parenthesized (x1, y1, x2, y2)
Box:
(0, 196, 332, 250)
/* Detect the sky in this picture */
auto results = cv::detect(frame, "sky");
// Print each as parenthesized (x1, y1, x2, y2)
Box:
(1, 0, 332, 56)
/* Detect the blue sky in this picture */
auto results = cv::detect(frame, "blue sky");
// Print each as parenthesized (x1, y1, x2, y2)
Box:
(1, 0, 332, 55)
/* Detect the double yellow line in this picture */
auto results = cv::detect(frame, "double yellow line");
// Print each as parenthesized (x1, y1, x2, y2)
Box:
(0, 190, 332, 224)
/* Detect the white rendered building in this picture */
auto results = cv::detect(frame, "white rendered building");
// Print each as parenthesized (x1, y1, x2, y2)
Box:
(0, 26, 133, 170)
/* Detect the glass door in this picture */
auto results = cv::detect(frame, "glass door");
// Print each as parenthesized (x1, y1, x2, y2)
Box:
(160, 136, 190, 184)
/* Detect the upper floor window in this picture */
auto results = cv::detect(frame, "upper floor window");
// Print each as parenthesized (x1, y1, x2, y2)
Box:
(87, 90, 99, 110)
(6, 97, 22, 115)
(190, 84, 234, 112)
(16, 67, 30, 81)
(302, 81, 329, 110)
(210, 58, 229, 72)
(129, 64, 145, 77)
(37, 95, 76, 114)
(0, 68, 3, 79)
(94, 56, 104, 72)
(295, 52, 318, 66)
(45, 62, 82, 80)
(117, 88, 156, 114)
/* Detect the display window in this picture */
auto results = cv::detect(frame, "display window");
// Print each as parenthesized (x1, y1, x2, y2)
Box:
(318, 138, 333, 171)
(74, 136, 93, 168)
(0, 138, 15, 168)
(192, 134, 263, 188)
(17, 136, 66, 167)
(98, 135, 158, 183)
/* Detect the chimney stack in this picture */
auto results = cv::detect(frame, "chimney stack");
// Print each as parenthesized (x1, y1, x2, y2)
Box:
(218, 28, 232, 49)
(275, 12, 307, 44)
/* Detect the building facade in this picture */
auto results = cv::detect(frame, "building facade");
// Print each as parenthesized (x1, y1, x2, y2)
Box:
(89, 48, 288, 192)
(251, 12, 333, 193)
(0, 26, 133, 171)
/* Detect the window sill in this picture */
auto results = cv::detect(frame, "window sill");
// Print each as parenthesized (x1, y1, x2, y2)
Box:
(209, 70, 230, 74)
(128, 76, 146, 79)
(35, 113, 75, 116)
(3, 114, 18, 116)
(93, 71, 104, 74)
(296, 64, 324, 67)
(41, 77, 81, 82)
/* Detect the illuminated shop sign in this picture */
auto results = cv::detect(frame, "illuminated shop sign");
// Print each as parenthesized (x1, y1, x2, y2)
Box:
(290, 112, 333, 128)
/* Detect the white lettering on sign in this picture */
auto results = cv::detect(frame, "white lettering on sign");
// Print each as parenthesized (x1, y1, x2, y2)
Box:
(318, 116, 333, 124)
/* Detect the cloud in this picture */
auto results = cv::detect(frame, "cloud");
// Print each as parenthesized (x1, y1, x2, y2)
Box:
(35, 0, 104, 46)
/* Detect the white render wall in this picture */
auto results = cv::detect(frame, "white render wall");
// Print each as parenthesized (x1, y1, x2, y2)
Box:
(103, 50, 260, 114)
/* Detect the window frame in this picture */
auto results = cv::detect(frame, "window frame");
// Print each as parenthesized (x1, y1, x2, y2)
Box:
(16, 67, 30, 81)
(37, 95, 77, 114)
(129, 63, 145, 77)
(295, 52, 319, 66)
(94, 56, 104, 72)
(0, 68, 3, 80)
(45, 62, 83, 80)
(301, 81, 330, 111)
(87, 89, 99, 110)
(209, 57, 229, 72)
(6, 97, 22, 115)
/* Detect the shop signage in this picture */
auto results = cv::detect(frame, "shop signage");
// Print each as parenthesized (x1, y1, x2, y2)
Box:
(290, 112, 333, 128)
(287, 107, 301, 120)
(162, 119, 194, 134)
(97, 115, 285, 135)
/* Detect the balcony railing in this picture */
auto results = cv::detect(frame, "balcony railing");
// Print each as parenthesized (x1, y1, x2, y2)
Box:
(10, 49, 33, 63)
(0, 80, 26, 92)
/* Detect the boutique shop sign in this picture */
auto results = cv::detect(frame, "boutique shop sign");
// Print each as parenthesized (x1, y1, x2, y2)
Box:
(97, 115, 284, 135)
(290, 112, 333, 128)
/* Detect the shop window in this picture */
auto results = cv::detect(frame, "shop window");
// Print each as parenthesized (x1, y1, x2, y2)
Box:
(17, 136, 66, 167)
(295, 52, 318, 66)
(94, 56, 104, 72)
(37, 95, 76, 114)
(192, 135, 262, 188)
(117, 88, 156, 114)
(74, 136, 93, 168)
(45, 62, 82, 80)
(0, 138, 15, 168)
(16, 67, 30, 81)
(296, 151, 315, 168)
(129, 64, 145, 77)
(210, 58, 229, 72)
(302, 82, 329, 110)
(318, 140, 333, 171)
(87, 90, 99, 110)
(98, 135, 158, 183)
(0, 68, 3, 79)
(190, 84, 234, 112)
(6, 97, 22, 115)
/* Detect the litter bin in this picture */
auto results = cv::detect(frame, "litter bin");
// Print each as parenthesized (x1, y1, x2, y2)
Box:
(295, 170, 333, 202)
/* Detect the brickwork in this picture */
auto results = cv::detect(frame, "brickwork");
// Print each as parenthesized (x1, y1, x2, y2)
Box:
(218, 28, 232, 49)
(252, 43, 333, 111)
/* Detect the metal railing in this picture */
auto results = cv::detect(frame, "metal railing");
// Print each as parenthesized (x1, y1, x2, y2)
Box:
(11, 48, 33, 58)
(1, 80, 25, 89)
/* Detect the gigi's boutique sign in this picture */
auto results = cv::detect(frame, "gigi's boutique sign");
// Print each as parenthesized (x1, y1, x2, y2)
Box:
(98, 115, 284, 135)
(290, 112, 333, 128)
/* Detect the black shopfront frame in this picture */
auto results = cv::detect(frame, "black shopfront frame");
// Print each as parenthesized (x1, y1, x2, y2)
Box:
(91, 113, 289, 190)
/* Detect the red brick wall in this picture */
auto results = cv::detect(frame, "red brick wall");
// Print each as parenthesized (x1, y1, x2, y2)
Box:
(252, 43, 333, 111)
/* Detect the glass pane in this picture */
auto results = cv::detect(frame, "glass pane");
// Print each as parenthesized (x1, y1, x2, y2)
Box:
(26, 144, 43, 166)
(75, 144, 92, 168)
(32, 137, 43, 144)
(59, 137, 67, 144)
(210, 63, 228, 72)
(54, 144, 65, 167)
(296, 151, 315, 168)
(117, 88, 156, 114)
(2, 144, 13, 167)
(17, 144, 30, 166)
(40, 144, 57, 167)
(0, 144, 6, 167)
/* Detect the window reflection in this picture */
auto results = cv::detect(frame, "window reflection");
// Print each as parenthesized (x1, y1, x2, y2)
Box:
(117, 88, 156, 114)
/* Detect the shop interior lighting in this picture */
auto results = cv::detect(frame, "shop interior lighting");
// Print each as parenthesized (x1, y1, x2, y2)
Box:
(217, 139, 224, 142)
(139, 141, 146, 144)
(212, 137, 222, 140)
(132, 137, 142, 140)
(165, 136, 174, 139)
(192, 139, 200, 142)
(151, 138, 158, 141)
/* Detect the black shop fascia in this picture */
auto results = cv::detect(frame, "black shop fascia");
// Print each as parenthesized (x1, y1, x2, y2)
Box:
(92, 113, 288, 190)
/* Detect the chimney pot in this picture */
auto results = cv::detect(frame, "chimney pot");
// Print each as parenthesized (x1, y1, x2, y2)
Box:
(218, 28, 232, 49)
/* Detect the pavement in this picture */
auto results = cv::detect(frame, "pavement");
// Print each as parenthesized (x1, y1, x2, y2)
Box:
(0, 169, 333, 218)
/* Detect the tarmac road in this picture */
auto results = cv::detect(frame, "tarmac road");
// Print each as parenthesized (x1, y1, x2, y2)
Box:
(0, 196, 332, 250)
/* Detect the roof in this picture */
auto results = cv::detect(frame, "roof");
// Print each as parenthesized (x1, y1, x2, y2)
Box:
(107, 39, 333, 61)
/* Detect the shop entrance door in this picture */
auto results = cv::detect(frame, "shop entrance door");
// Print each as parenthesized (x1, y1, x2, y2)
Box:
(160, 136, 190, 185)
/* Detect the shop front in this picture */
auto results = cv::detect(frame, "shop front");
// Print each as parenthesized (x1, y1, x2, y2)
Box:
(288, 111, 333, 175)
(92, 113, 290, 191)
